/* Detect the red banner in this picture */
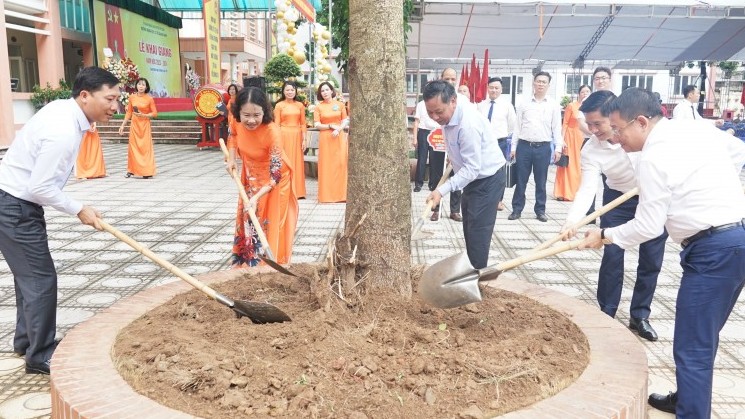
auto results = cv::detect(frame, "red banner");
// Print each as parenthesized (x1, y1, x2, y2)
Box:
(427, 129, 446, 152)
(104, 5, 125, 60)
(292, 0, 316, 23)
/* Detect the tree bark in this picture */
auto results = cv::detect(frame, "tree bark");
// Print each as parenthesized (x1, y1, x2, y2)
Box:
(343, 0, 411, 297)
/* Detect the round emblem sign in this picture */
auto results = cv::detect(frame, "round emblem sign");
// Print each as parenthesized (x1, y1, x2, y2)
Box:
(193, 87, 227, 119)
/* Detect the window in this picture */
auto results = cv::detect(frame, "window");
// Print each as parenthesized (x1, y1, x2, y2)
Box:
(405, 73, 429, 93)
(621, 75, 654, 91)
(565, 74, 591, 95)
(501, 76, 523, 95)
(673, 75, 698, 96)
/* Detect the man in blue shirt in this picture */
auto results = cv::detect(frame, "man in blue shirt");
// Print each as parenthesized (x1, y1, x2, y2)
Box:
(423, 80, 506, 268)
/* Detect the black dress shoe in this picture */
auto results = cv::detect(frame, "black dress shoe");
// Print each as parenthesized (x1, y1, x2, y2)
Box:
(430, 212, 439, 221)
(507, 212, 521, 220)
(428, 185, 436, 191)
(143, 176, 153, 179)
(14, 337, 62, 357)
(536, 213, 548, 222)
(648, 391, 677, 413)
(413, 185, 422, 192)
(125, 172, 133, 178)
(25, 359, 51, 375)
(449, 213, 463, 222)
(629, 317, 658, 341)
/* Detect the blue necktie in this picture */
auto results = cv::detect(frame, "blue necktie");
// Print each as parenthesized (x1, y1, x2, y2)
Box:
(487, 100, 495, 121)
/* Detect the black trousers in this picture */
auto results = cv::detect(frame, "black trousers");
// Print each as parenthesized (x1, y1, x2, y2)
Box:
(0, 189, 57, 365)
(429, 150, 462, 213)
(414, 128, 431, 187)
(462, 166, 505, 269)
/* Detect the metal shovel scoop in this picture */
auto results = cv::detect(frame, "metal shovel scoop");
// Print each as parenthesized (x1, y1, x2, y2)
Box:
(219, 139, 298, 277)
(418, 238, 589, 309)
(99, 220, 291, 324)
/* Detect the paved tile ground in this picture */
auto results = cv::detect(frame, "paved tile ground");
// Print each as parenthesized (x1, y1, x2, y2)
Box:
(0, 143, 743, 418)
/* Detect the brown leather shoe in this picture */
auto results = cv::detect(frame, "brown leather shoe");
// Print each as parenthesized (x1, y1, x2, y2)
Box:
(430, 212, 439, 221)
(449, 213, 463, 222)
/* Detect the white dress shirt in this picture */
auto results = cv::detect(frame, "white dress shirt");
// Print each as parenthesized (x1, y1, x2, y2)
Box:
(607, 118, 745, 247)
(0, 99, 89, 216)
(477, 96, 516, 139)
(438, 95, 507, 196)
(512, 95, 564, 150)
(672, 98, 702, 120)
(565, 136, 639, 224)
(414, 100, 440, 131)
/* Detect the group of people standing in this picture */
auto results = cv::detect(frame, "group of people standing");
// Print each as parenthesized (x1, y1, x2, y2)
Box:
(419, 63, 745, 418)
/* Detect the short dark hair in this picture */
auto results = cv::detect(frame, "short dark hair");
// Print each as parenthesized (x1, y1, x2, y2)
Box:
(487, 77, 502, 85)
(135, 78, 150, 94)
(580, 90, 616, 113)
(71, 66, 120, 98)
(682, 85, 698, 98)
(601, 88, 662, 120)
(533, 71, 551, 83)
(422, 80, 456, 103)
(227, 83, 240, 96)
(578, 84, 591, 95)
(316, 81, 336, 101)
(593, 66, 612, 78)
(279, 80, 299, 102)
(232, 86, 273, 124)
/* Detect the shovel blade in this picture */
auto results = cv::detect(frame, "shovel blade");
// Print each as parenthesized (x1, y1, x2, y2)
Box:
(417, 251, 483, 309)
(232, 300, 292, 324)
(260, 256, 299, 277)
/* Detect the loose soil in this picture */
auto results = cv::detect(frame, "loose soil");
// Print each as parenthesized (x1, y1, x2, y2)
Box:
(114, 264, 589, 418)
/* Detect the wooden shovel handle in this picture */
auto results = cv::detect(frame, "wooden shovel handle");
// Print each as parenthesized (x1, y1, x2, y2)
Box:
(419, 163, 453, 218)
(98, 219, 222, 302)
(531, 186, 640, 252)
(487, 238, 590, 275)
(219, 139, 275, 261)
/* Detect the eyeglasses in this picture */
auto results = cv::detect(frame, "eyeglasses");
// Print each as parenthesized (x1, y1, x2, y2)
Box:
(611, 116, 639, 136)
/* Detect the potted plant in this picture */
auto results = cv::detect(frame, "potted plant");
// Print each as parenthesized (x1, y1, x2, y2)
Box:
(30, 80, 71, 111)
(718, 61, 740, 79)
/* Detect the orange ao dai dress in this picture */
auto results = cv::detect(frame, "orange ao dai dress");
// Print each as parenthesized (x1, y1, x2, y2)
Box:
(274, 100, 307, 198)
(76, 124, 106, 179)
(228, 119, 299, 266)
(125, 94, 157, 177)
(314, 100, 348, 203)
(553, 100, 584, 201)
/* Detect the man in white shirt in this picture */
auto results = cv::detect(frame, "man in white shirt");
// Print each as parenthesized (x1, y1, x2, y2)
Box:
(672, 85, 725, 126)
(478, 77, 516, 211)
(580, 88, 745, 417)
(424, 80, 507, 269)
(428, 68, 464, 222)
(508, 71, 563, 222)
(0, 67, 120, 375)
(562, 90, 666, 342)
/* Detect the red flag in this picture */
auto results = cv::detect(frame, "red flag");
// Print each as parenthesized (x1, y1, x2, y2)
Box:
(104, 4, 125, 60)
(741, 87, 745, 107)
(478, 49, 490, 103)
(470, 54, 478, 102)
(462, 65, 469, 88)
(459, 64, 466, 87)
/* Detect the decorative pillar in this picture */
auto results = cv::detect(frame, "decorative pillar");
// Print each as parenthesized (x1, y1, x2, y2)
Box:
(0, 0, 17, 146)
(35, 0, 65, 86)
(229, 53, 237, 82)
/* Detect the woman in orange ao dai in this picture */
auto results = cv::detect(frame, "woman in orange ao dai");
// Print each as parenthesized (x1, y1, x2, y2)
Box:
(76, 123, 106, 179)
(118, 78, 157, 179)
(226, 87, 298, 266)
(274, 80, 307, 198)
(554, 84, 592, 201)
(314, 81, 349, 203)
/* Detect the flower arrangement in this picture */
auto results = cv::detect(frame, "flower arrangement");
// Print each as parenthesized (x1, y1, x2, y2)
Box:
(105, 57, 140, 106)
(185, 64, 201, 98)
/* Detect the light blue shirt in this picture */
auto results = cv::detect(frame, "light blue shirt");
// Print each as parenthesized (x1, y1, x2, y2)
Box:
(0, 98, 90, 215)
(438, 96, 506, 196)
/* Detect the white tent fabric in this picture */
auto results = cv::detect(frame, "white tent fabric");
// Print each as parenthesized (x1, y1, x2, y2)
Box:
(409, 1, 745, 67)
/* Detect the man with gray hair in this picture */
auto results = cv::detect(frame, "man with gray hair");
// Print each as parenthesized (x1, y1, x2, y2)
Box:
(423, 80, 506, 269)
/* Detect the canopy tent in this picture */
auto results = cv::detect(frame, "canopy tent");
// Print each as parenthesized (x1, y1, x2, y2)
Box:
(158, 0, 321, 12)
(408, 1, 745, 70)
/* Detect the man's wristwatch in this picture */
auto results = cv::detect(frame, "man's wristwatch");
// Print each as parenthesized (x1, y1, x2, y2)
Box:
(600, 229, 613, 245)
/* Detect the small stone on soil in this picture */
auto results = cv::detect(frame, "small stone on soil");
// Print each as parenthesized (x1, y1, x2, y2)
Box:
(459, 404, 484, 418)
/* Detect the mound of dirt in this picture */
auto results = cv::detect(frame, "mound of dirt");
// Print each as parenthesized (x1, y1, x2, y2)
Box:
(114, 264, 589, 418)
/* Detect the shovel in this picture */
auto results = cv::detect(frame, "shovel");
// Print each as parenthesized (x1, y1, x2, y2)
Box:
(218, 139, 298, 277)
(530, 187, 639, 252)
(98, 220, 291, 324)
(418, 238, 590, 309)
(412, 163, 453, 240)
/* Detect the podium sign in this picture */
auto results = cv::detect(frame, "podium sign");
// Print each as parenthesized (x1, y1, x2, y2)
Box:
(427, 128, 446, 152)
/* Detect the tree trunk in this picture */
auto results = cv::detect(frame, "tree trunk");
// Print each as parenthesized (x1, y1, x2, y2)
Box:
(340, 0, 411, 297)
